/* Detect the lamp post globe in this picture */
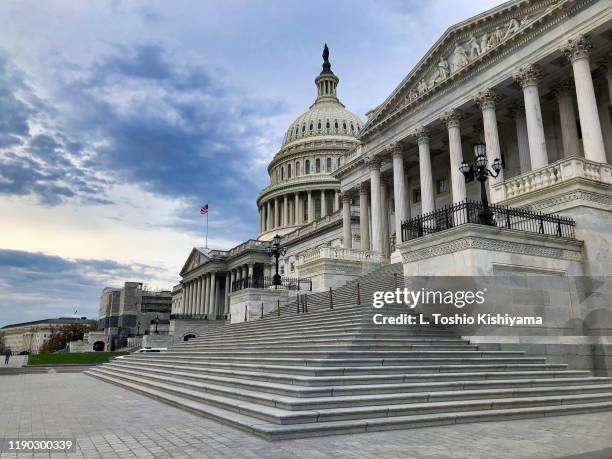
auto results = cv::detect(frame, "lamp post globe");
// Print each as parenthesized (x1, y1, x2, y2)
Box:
(458, 142, 502, 226)
(267, 234, 287, 287)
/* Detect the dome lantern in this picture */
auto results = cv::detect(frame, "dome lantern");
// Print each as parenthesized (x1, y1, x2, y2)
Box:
(314, 44, 340, 103)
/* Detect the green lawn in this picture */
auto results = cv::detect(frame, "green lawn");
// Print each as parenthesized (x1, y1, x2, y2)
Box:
(27, 352, 127, 365)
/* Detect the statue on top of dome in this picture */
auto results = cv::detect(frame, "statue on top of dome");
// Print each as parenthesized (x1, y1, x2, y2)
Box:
(321, 43, 333, 75)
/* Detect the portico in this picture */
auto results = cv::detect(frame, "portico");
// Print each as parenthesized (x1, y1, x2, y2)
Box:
(336, 3, 611, 263)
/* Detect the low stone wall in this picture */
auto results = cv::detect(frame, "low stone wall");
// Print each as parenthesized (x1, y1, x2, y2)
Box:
(229, 288, 289, 323)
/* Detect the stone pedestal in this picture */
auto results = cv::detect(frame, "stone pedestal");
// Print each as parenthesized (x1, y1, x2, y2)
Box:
(229, 288, 289, 324)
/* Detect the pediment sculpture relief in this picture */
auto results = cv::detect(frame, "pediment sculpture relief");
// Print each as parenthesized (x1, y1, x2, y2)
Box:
(402, 14, 534, 106)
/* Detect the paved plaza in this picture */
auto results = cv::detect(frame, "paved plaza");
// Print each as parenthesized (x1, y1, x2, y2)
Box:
(0, 372, 611, 458)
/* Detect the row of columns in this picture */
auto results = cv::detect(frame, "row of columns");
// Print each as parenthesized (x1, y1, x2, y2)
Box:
(342, 35, 609, 253)
(259, 190, 340, 234)
(180, 272, 219, 317)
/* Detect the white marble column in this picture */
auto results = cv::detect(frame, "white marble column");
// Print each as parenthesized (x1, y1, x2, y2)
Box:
(380, 179, 390, 257)
(333, 191, 339, 212)
(229, 270, 235, 293)
(274, 198, 279, 229)
(224, 272, 230, 317)
(204, 274, 210, 315)
(307, 191, 314, 223)
(180, 283, 186, 314)
(368, 156, 383, 253)
(391, 143, 407, 241)
(190, 281, 196, 315)
(194, 277, 201, 315)
(563, 35, 607, 163)
(283, 195, 288, 227)
(553, 80, 581, 158)
(359, 182, 370, 251)
(183, 283, 189, 314)
(266, 201, 271, 231)
(320, 190, 327, 217)
(513, 64, 548, 169)
(415, 127, 435, 214)
(474, 89, 504, 196)
(294, 193, 299, 225)
(209, 272, 216, 318)
(441, 110, 467, 204)
(341, 192, 352, 249)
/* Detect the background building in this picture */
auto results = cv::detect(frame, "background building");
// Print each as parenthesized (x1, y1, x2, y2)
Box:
(0, 317, 95, 355)
(94, 282, 172, 351)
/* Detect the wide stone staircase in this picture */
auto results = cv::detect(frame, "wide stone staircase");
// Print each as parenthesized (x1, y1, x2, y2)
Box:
(86, 264, 612, 440)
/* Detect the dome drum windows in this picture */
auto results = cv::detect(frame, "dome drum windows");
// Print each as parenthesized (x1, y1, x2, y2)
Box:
(296, 161, 301, 176)
(315, 158, 321, 173)
(305, 159, 310, 175)
(287, 164, 292, 179)
(326, 157, 332, 172)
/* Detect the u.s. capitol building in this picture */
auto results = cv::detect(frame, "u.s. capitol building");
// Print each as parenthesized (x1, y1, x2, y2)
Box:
(88, 0, 612, 439)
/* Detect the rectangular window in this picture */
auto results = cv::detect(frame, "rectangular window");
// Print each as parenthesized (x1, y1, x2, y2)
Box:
(305, 160, 310, 174)
(315, 158, 321, 173)
(436, 178, 449, 194)
(326, 158, 332, 172)
(287, 164, 292, 178)
(303, 199, 308, 222)
(314, 198, 321, 220)
(412, 188, 421, 203)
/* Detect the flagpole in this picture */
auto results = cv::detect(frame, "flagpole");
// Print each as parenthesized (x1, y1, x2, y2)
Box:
(206, 210, 209, 249)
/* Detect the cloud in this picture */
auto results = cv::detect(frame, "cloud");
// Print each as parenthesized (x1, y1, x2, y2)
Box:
(0, 249, 164, 327)
(0, 42, 287, 241)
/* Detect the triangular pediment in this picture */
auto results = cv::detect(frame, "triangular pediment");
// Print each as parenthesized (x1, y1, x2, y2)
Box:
(361, 0, 565, 137)
(179, 247, 211, 276)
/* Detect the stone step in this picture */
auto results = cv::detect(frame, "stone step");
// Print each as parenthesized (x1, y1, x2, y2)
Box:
(174, 343, 478, 352)
(87, 368, 612, 425)
(120, 355, 553, 371)
(87, 370, 612, 440)
(178, 327, 457, 344)
(175, 336, 469, 348)
(162, 350, 526, 359)
(107, 360, 598, 388)
(106, 362, 612, 399)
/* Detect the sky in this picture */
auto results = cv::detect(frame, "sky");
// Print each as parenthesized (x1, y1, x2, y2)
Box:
(0, 0, 503, 327)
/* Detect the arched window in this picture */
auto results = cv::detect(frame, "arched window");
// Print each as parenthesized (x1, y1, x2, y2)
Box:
(350, 123, 354, 131)
(296, 161, 301, 176)
(317, 121, 321, 129)
(305, 160, 310, 174)
(326, 157, 332, 172)
(315, 158, 321, 173)
(334, 120, 339, 129)
(343, 121, 347, 130)
(326, 120, 330, 129)
(287, 164, 292, 178)
(302, 124, 306, 132)
(309, 122, 313, 131)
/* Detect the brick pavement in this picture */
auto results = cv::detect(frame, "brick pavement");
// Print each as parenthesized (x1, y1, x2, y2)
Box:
(0, 373, 611, 458)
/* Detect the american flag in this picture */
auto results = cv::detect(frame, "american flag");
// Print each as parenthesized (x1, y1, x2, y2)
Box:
(200, 204, 208, 215)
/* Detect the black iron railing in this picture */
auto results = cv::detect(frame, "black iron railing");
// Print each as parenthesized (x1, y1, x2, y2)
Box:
(170, 314, 228, 321)
(231, 276, 312, 292)
(401, 200, 576, 242)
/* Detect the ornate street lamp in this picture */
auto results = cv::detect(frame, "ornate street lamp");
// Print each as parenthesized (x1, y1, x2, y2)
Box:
(459, 142, 502, 226)
(154, 315, 159, 334)
(266, 234, 287, 288)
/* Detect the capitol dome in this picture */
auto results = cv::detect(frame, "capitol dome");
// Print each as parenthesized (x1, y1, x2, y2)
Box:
(281, 97, 363, 147)
(257, 45, 362, 242)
